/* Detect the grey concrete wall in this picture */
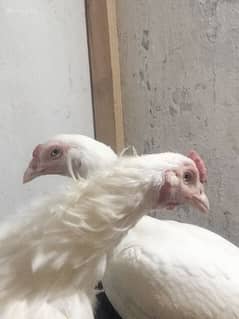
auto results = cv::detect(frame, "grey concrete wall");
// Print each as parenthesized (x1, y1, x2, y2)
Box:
(117, 0, 239, 244)
(0, 0, 93, 216)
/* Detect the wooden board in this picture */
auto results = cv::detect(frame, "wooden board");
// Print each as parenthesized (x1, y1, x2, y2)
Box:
(85, 0, 125, 152)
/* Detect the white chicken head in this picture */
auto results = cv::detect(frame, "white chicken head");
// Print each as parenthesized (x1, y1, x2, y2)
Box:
(113, 152, 209, 213)
(23, 134, 117, 183)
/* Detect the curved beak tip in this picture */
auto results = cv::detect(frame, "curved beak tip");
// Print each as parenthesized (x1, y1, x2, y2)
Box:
(202, 194, 210, 213)
(23, 168, 34, 184)
(194, 194, 210, 213)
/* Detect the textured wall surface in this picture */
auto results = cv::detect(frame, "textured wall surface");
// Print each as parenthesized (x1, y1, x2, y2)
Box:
(0, 0, 93, 215)
(117, 0, 239, 244)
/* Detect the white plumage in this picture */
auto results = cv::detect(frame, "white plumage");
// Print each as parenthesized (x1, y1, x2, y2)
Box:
(2, 150, 202, 318)
(104, 216, 239, 318)
(24, 135, 233, 319)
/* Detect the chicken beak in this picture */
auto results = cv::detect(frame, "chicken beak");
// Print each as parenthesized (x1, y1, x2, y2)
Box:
(191, 192, 210, 213)
(23, 167, 38, 183)
(23, 159, 42, 184)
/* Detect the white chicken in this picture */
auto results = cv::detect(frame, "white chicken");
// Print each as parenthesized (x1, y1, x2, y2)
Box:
(1, 144, 207, 319)
(25, 134, 239, 319)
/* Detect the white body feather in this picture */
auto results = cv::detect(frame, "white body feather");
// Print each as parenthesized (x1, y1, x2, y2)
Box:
(0, 155, 172, 318)
(103, 216, 239, 319)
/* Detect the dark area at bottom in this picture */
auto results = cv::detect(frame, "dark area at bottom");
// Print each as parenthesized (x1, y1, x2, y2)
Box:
(95, 287, 122, 319)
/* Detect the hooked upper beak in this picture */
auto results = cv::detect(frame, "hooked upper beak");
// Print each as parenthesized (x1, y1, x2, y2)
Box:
(23, 168, 37, 183)
(191, 192, 210, 213)
(23, 159, 43, 184)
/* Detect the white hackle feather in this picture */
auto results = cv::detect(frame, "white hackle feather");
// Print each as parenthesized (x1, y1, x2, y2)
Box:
(119, 145, 138, 157)
(55, 134, 117, 179)
(0, 154, 182, 318)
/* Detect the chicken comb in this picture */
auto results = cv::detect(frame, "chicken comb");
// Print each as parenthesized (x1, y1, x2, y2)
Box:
(187, 150, 207, 183)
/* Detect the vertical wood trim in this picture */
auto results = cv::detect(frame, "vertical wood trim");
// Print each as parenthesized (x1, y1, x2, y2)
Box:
(105, 0, 125, 152)
(85, 0, 125, 152)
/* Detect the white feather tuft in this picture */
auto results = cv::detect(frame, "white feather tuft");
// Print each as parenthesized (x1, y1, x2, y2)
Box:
(0, 153, 187, 317)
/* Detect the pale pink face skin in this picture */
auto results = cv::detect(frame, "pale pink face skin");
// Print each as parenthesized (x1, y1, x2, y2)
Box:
(158, 160, 209, 213)
(23, 142, 70, 183)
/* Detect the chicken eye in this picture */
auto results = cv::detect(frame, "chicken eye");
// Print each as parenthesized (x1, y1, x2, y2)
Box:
(50, 148, 61, 158)
(183, 171, 193, 184)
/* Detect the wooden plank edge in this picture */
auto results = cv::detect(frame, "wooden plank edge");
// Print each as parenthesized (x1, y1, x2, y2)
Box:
(105, 0, 125, 152)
